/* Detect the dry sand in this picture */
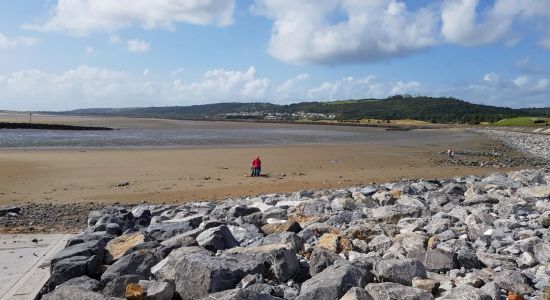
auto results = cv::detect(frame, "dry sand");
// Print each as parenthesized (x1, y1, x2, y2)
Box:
(0, 143, 511, 206)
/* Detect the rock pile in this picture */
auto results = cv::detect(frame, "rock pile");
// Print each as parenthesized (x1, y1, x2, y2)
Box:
(42, 168, 550, 300)
(473, 129, 550, 164)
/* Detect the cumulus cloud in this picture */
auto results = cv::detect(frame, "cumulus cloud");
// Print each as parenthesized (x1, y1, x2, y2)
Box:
(305, 76, 421, 101)
(172, 66, 270, 102)
(127, 39, 150, 53)
(24, 0, 236, 35)
(252, 0, 550, 65)
(252, 0, 438, 65)
(1, 66, 547, 111)
(446, 72, 550, 108)
(0, 32, 38, 49)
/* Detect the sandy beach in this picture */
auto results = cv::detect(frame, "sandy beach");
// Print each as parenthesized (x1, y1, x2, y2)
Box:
(0, 113, 528, 207)
(0, 143, 514, 207)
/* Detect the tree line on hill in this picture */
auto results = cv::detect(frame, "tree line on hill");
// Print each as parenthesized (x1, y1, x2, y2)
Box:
(58, 95, 550, 125)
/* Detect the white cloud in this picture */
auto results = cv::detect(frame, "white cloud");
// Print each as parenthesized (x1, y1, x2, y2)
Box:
(445, 72, 550, 108)
(24, 0, 236, 35)
(172, 66, 270, 102)
(441, 0, 550, 46)
(109, 34, 121, 45)
(253, 0, 550, 65)
(252, 0, 439, 64)
(127, 39, 150, 53)
(305, 76, 421, 101)
(0, 32, 38, 49)
(1, 66, 547, 111)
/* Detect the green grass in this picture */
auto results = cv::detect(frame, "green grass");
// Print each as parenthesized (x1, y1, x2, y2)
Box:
(491, 117, 550, 126)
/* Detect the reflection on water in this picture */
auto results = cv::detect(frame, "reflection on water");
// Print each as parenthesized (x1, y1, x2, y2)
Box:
(0, 122, 475, 149)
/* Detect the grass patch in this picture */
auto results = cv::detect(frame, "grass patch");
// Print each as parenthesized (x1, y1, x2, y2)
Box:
(491, 117, 549, 126)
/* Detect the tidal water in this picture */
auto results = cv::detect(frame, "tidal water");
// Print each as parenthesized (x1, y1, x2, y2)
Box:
(0, 120, 477, 149)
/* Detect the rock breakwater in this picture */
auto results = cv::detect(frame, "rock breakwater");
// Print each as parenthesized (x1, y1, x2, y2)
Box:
(40, 168, 550, 299)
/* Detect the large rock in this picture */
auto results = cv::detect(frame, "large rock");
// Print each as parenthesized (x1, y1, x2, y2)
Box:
(138, 280, 175, 300)
(48, 255, 101, 290)
(534, 243, 550, 264)
(42, 285, 106, 300)
(224, 244, 300, 281)
(456, 247, 481, 269)
(196, 225, 239, 252)
(376, 259, 427, 286)
(57, 276, 101, 292)
(296, 261, 371, 300)
(370, 205, 421, 224)
(103, 274, 143, 298)
(365, 282, 434, 300)
(174, 253, 266, 300)
(144, 222, 194, 242)
(51, 240, 105, 265)
(105, 232, 144, 261)
(201, 288, 282, 300)
(152, 246, 211, 282)
(101, 249, 160, 284)
(228, 206, 261, 217)
(309, 247, 342, 276)
(423, 249, 455, 272)
(516, 186, 550, 199)
(438, 285, 491, 300)
(261, 220, 302, 235)
(493, 270, 534, 295)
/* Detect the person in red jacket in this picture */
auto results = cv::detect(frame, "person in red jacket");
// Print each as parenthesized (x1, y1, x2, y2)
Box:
(251, 156, 261, 177)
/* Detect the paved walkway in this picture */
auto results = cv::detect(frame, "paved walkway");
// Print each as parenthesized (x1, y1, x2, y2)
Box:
(0, 234, 74, 300)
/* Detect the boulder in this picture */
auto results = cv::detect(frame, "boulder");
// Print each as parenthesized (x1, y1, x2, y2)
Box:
(516, 186, 550, 199)
(126, 283, 145, 300)
(365, 282, 434, 300)
(423, 249, 455, 272)
(540, 211, 550, 228)
(105, 232, 144, 261)
(411, 277, 440, 294)
(340, 287, 373, 300)
(57, 276, 101, 292)
(174, 253, 266, 300)
(534, 243, 550, 264)
(261, 220, 302, 235)
(456, 247, 481, 269)
(42, 285, 106, 300)
(196, 225, 239, 252)
(309, 247, 342, 276)
(103, 274, 143, 298)
(317, 233, 353, 254)
(201, 288, 282, 300)
(376, 259, 427, 286)
(296, 261, 371, 300)
(493, 270, 534, 296)
(438, 285, 491, 300)
(152, 246, 211, 283)
(51, 240, 105, 265)
(101, 249, 160, 284)
(144, 222, 194, 242)
(138, 280, 175, 300)
(49, 255, 100, 289)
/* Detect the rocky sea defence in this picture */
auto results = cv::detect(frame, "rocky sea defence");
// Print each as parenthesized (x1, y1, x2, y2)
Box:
(472, 129, 549, 163)
(40, 168, 550, 300)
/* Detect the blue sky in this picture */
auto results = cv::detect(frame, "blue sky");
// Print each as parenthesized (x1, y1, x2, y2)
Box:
(0, 0, 549, 110)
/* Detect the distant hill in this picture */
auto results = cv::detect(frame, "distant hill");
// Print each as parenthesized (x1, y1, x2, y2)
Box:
(57, 96, 550, 124)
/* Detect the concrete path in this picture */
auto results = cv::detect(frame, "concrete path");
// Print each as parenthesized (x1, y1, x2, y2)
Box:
(0, 234, 74, 300)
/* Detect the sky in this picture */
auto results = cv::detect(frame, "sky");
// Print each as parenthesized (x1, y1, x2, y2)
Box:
(0, 0, 550, 111)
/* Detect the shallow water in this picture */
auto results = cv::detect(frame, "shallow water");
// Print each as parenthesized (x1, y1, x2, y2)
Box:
(0, 121, 476, 149)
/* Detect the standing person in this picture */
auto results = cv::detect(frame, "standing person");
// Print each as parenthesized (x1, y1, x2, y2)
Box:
(251, 156, 262, 177)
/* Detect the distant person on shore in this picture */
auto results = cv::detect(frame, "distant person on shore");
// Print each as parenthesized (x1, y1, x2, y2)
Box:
(251, 156, 262, 177)
(447, 148, 455, 159)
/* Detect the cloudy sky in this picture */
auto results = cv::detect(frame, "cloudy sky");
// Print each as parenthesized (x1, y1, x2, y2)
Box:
(1, 0, 550, 110)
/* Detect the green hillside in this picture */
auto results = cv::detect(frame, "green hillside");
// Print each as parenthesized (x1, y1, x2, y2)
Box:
(58, 96, 550, 125)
